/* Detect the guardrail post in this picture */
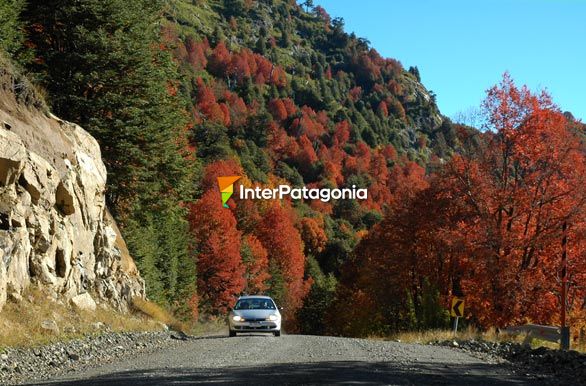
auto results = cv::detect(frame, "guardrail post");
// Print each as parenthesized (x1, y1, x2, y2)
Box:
(560, 326, 570, 350)
(560, 222, 570, 351)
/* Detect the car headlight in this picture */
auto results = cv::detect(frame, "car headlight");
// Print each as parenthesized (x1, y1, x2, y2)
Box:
(232, 315, 244, 322)
(267, 314, 278, 321)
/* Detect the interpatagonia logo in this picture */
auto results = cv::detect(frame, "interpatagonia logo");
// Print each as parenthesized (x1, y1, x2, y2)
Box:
(217, 175, 368, 207)
(240, 184, 367, 202)
(217, 176, 241, 208)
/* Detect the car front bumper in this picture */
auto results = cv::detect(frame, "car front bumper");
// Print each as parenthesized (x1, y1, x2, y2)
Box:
(229, 320, 280, 332)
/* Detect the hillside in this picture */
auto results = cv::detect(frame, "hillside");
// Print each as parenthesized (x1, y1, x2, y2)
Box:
(166, 0, 454, 158)
(160, 0, 466, 325)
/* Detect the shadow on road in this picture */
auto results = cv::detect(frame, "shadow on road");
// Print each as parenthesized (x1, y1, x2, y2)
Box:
(185, 333, 277, 341)
(186, 334, 228, 341)
(34, 360, 533, 385)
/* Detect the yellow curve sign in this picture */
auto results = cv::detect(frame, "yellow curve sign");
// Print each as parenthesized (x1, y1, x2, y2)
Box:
(450, 297, 465, 317)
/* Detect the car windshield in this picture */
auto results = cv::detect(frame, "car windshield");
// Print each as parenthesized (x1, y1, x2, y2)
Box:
(234, 298, 276, 310)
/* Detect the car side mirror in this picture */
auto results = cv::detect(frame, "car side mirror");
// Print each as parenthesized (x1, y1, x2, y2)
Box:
(279, 306, 284, 310)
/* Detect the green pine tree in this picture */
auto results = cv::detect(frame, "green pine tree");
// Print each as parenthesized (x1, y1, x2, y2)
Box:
(20, 0, 197, 306)
(0, 0, 26, 56)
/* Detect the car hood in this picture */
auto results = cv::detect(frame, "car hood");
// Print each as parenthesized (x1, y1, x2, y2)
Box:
(232, 309, 278, 319)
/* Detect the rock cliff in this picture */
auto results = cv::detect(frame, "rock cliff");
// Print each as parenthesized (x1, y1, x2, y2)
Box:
(0, 65, 144, 313)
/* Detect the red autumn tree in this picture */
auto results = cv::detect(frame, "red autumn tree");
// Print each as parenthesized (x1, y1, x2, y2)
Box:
(364, 150, 391, 210)
(348, 86, 362, 101)
(445, 74, 586, 327)
(188, 190, 245, 314)
(194, 78, 227, 124)
(223, 91, 248, 127)
(255, 203, 310, 315)
(326, 175, 435, 336)
(228, 51, 252, 82)
(282, 98, 297, 116)
(207, 41, 231, 75)
(242, 234, 271, 294)
(388, 98, 406, 121)
(333, 120, 351, 145)
(382, 144, 398, 161)
(266, 121, 289, 159)
(377, 100, 388, 118)
(268, 98, 288, 121)
(185, 36, 208, 71)
(295, 134, 319, 173)
(200, 159, 243, 192)
(299, 217, 328, 256)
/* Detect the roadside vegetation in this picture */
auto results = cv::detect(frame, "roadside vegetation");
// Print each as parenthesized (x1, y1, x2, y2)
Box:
(131, 298, 188, 334)
(0, 288, 159, 349)
(387, 327, 586, 353)
(0, 290, 226, 350)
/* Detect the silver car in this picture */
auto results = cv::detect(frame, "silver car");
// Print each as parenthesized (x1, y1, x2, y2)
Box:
(228, 295, 282, 337)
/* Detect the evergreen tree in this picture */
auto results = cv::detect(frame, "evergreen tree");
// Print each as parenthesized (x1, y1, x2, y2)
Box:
(256, 27, 267, 55)
(20, 0, 196, 306)
(0, 0, 25, 56)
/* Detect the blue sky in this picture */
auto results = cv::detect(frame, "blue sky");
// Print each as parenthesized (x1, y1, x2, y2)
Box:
(312, 0, 586, 121)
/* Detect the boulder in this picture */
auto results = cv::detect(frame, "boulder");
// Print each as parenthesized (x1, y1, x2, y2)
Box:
(40, 320, 59, 334)
(70, 293, 96, 312)
(91, 321, 106, 330)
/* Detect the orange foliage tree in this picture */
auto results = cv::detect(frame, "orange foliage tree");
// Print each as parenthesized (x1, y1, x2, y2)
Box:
(300, 217, 328, 256)
(188, 190, 245, 314)
(255, 203, 311, 316)
(444, 74, 586, 327)
(328, 74, 586, 335)
(242, 234, 271, 294)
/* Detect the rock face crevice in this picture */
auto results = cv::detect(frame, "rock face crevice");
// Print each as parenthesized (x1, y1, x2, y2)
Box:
(0, 87, 144, 312)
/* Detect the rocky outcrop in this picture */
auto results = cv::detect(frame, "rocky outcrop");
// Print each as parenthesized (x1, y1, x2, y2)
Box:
(0, 76, 144, 312)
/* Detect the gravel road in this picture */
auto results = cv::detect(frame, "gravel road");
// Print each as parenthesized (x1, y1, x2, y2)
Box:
(20, 332, 546, 385)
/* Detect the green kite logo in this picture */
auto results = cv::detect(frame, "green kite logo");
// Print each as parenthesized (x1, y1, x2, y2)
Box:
(217, 176, 241, 208)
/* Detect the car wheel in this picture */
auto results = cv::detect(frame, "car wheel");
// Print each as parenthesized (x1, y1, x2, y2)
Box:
(273, 330, 281, 337)
(229, 330, 236, 337)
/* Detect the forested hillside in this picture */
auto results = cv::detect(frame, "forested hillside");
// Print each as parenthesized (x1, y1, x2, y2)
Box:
(2, 0, 584, 335)
(156, 0, 464, 327)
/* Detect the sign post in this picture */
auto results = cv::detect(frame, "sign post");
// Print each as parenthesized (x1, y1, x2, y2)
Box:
(560, 222, 570, 350)
(450, 297, 465, 335)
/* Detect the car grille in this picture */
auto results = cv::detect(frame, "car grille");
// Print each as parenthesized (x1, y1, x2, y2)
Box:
(243, 318, 266, 322)
(235, 325, 276, 330)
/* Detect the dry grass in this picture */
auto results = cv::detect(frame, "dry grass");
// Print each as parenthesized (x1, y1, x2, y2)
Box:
(0, 288, 161, 349)
(0, 52, 47, 111)
(386, 326, 505, 344)
(572, 340, 586, 353)
(189, 316, 227, 336)
(384, 326, 586, 353)
(0, 287, 227, 350)
(130, 298, 228, 336)
(131, 298, 187, 333)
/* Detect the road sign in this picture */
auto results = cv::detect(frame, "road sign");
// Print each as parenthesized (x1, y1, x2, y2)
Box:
(450, 297, 465, 317)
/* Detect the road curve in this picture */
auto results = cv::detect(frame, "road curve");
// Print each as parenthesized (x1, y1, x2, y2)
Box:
(29, 333, 536, 385)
